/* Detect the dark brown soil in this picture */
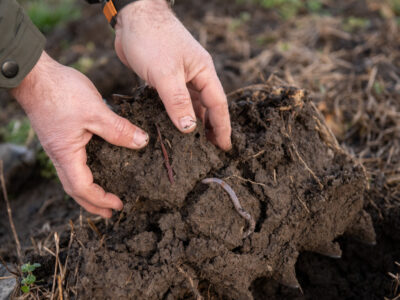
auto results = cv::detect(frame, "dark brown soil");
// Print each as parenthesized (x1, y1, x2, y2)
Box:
(1, 0, 399, 299)
(54, 85, 371, 300)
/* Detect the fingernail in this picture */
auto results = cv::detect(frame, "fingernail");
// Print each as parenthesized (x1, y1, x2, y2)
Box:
(179, 116, 196, 131)
(133, 130, 149, 147)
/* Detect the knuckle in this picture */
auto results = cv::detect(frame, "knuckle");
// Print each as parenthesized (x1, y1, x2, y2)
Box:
(201, 51, 214, 66)
(158, 65, 180, 79)
(170, 92, 191, 110)
(196, 49, 214, 69)
(113, 117, 130, 139)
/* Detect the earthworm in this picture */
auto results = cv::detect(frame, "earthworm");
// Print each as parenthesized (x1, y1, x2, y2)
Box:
(201, 178, 256, 238)
(156, 125, 174, 184)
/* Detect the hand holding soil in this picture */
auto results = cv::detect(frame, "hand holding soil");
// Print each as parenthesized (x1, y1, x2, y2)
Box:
(10, 51, 150, 218)
(114, 0, 232, 150)
(9, 0, 232, 219)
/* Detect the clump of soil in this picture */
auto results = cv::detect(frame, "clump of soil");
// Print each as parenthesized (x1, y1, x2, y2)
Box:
(67, 85, 374, 299)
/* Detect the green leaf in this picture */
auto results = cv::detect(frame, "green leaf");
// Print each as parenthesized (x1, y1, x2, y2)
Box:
(21, 263, 30, 273)
(21, 262, 39, 273)
(32, 263, 41, 269)
(22, 274, 36, 285)
(21, 285, 30, 293)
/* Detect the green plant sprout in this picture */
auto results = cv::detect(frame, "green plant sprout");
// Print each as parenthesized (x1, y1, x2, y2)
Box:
(20, 262, 41, 293)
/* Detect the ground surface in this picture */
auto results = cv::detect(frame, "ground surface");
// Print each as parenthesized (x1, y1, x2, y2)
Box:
(0, 0, 400, 299)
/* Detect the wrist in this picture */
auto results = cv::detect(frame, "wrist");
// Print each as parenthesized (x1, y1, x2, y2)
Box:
(118, 0, 170, 15)
(11, 51, 58, 112)
(115, 0, 170, 30)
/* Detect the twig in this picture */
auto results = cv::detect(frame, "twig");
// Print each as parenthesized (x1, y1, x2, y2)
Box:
(113, 210, 125, 230)
(224, 175, 266, 187)
(61, 220, 75, 283)
(0, 160, 22, 265)
(291, 144, 324, 190)
(50, 233, 60, 300)
(245, 150, 265, 160)
(124, 272, 134, 287)
(73, 248, 82, 294)
(87, 218, 101, 238)
(295, 194, 310, 214)
(177, 265, 203, 300)
(289, 176, 310, 214)
(58, 275, 63, 300)
(156, 125, 174, 184)
(310, 103, 341, 150)
(43, 246, 56, 257)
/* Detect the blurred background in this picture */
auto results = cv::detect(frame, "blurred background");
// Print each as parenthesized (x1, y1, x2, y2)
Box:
(0, 0, 399, 299)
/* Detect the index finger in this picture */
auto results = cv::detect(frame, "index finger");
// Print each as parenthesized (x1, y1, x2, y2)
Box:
(191, 68, 232, 151)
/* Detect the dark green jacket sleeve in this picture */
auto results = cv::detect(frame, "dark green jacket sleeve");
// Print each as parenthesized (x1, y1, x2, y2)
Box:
(0, 0, 46, 89)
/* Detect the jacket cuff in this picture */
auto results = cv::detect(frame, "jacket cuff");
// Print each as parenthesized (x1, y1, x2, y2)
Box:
(0, 11, 46, 89)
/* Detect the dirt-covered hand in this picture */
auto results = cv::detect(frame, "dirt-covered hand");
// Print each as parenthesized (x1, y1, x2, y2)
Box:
(114, 0, 232, 151)
(11, 52, 149, 218)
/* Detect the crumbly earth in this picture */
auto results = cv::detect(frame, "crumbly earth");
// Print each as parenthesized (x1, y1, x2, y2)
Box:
(64, 85, 374, 300)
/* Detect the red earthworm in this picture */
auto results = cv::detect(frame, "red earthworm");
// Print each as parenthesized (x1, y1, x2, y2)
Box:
(202, 178, 255, 238)
(156, 125, 174, 184)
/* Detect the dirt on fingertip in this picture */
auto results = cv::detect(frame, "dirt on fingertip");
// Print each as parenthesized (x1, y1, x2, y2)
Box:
(50, 84, 372, 300)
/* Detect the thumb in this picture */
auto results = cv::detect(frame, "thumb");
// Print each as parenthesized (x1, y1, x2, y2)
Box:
(88, 106, 149, 149)
(155, 74, 197, 133)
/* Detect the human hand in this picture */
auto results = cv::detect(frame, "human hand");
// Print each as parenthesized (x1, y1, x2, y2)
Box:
(11, 51, 149, 218)
(114, 0, 232, 150)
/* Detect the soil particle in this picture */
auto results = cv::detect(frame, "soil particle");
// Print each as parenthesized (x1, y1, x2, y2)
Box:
(67, 84, 373, 299)
(126, 231, 158, 257)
